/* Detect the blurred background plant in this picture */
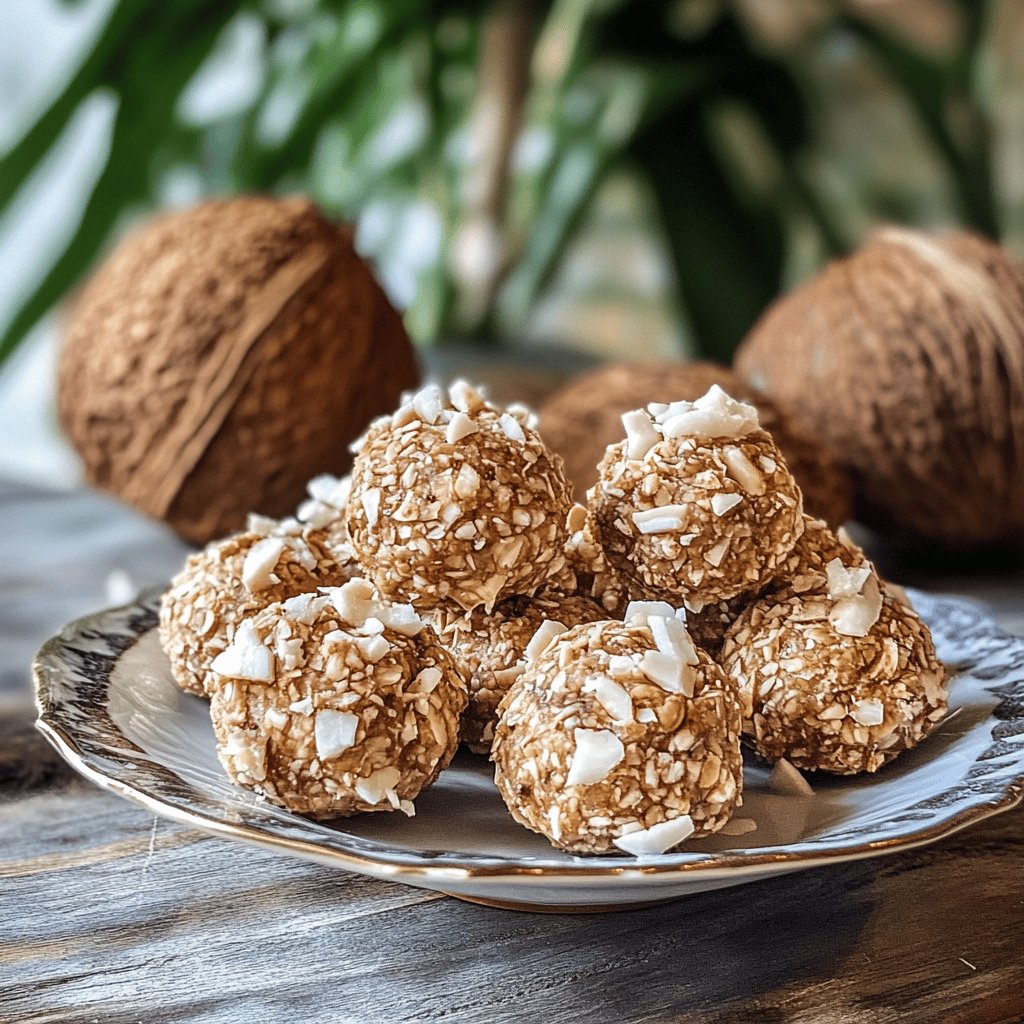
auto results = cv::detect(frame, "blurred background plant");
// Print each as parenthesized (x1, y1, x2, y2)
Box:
(2, 0, 1023, 374)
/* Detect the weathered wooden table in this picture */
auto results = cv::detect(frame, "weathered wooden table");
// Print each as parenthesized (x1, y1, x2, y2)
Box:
(2, 475, 1023, 1023)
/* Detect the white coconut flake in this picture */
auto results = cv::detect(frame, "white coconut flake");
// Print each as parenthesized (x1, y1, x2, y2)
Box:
(624, 601, 680, 627)
(454, 463, 480, 499)
(413, 667, 442, 693)
(830, 574, 883, 637)
(356, 634, 391, 663)
(851, 697, 885, 727)
(710, 492, 743, 517)
(246, 513, 280, 537)
(768, 758, 814, 797)
(638, 649, 685, 693)
(632, 505, 688, 534)
(354, 765, 403, 806)
(281, 593, 328, 624)
(288, 697, 314, 715)
(525, 620, 568, 662)
(622, 409, 660, 460)
(648, 615, 698, 667)
(264, 707, 288, 731)
(241, 537, 286, 593)
(307, 473, 350, 509)
(547, 806, 562, 842)
(411, 383, 444, 424)
(825, 559, 873, 600)
(607, 654, 636, 680)
(446, 411, 478, 444)
(654, 385, 759, 441)
(499, 412, 526, 443)
(211, 620, 275, 682)
(314, 710, 359, 760)
(704, 538, 730, 567)
(377, 602, 425, 636)
(325, 578, 377, 629)
(449, 379, 486, 414)
(613, 814, 694, 855)
(722, 446, 765, 495)
(582, 675, 634, 722)
(361, 488, 382, 529)
(566, 729, 625, 786)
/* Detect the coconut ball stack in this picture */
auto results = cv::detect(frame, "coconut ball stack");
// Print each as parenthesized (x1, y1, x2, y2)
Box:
(159, 375, 948, 854)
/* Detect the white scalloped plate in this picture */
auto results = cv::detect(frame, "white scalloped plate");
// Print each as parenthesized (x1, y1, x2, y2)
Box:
(34, 590, 1024, 910)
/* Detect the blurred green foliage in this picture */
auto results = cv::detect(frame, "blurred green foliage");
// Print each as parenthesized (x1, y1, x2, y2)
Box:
(0, 0, 1008, 364)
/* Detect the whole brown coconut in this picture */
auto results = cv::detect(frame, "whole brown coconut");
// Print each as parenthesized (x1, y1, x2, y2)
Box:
(59, 196, 419, 544)
(735, 227, 1024, 547)
(538, 361, 852, 528)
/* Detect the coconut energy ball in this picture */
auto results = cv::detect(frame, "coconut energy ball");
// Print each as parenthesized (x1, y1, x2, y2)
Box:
(492, 604, 743, 855)
(159, 522, 356, 696)
(346, 381, 575, 612)
(432, 589, 605, 753)
(589, 385, 804, 607)
(208, 578, 468, 818)
(720, 573, 947, 775)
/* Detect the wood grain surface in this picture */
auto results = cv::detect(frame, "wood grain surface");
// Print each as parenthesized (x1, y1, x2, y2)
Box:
(2, 449, 1023, 1022)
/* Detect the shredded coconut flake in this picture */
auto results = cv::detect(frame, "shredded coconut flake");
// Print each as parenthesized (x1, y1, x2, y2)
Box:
(710, 492, 743, 517)
(411, 384, 444, 424)
(632, 505, 688, 534)
(582, 675, 634, 722)
(622, 409, 660, 460)
(648, 615, 698, 665)
(654, 385, 759, 441)
(830, 574, 883, 637)
(314, 710, 359, 760)
(499, 412, 526, 443)
(361, 488, 382, 529)
(525, 620, 568, 661)
(638, 649, 686, 693)
(625, 601, 683, 627)
(851, 697, 885, 726)
(446, 411, 478, 444)
(354, 766, 403, 806)
(241, 537, 286, 593)
(448, 379, 486, 414)
(722, 446, 765, 495)
(613, 814, 694, 855)
(210, 620, 275, 682)
(566, 729, 625, 786)
(825, 559, 873, 600)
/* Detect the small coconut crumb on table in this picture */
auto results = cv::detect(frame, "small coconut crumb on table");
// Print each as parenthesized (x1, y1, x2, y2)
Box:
(2, 355, 1024, 1024)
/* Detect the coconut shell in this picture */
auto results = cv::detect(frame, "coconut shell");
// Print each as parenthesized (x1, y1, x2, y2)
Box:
(735, 227, 1024, 547)
(537, 361, 852, 528)
(59, 196, 418, 545)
